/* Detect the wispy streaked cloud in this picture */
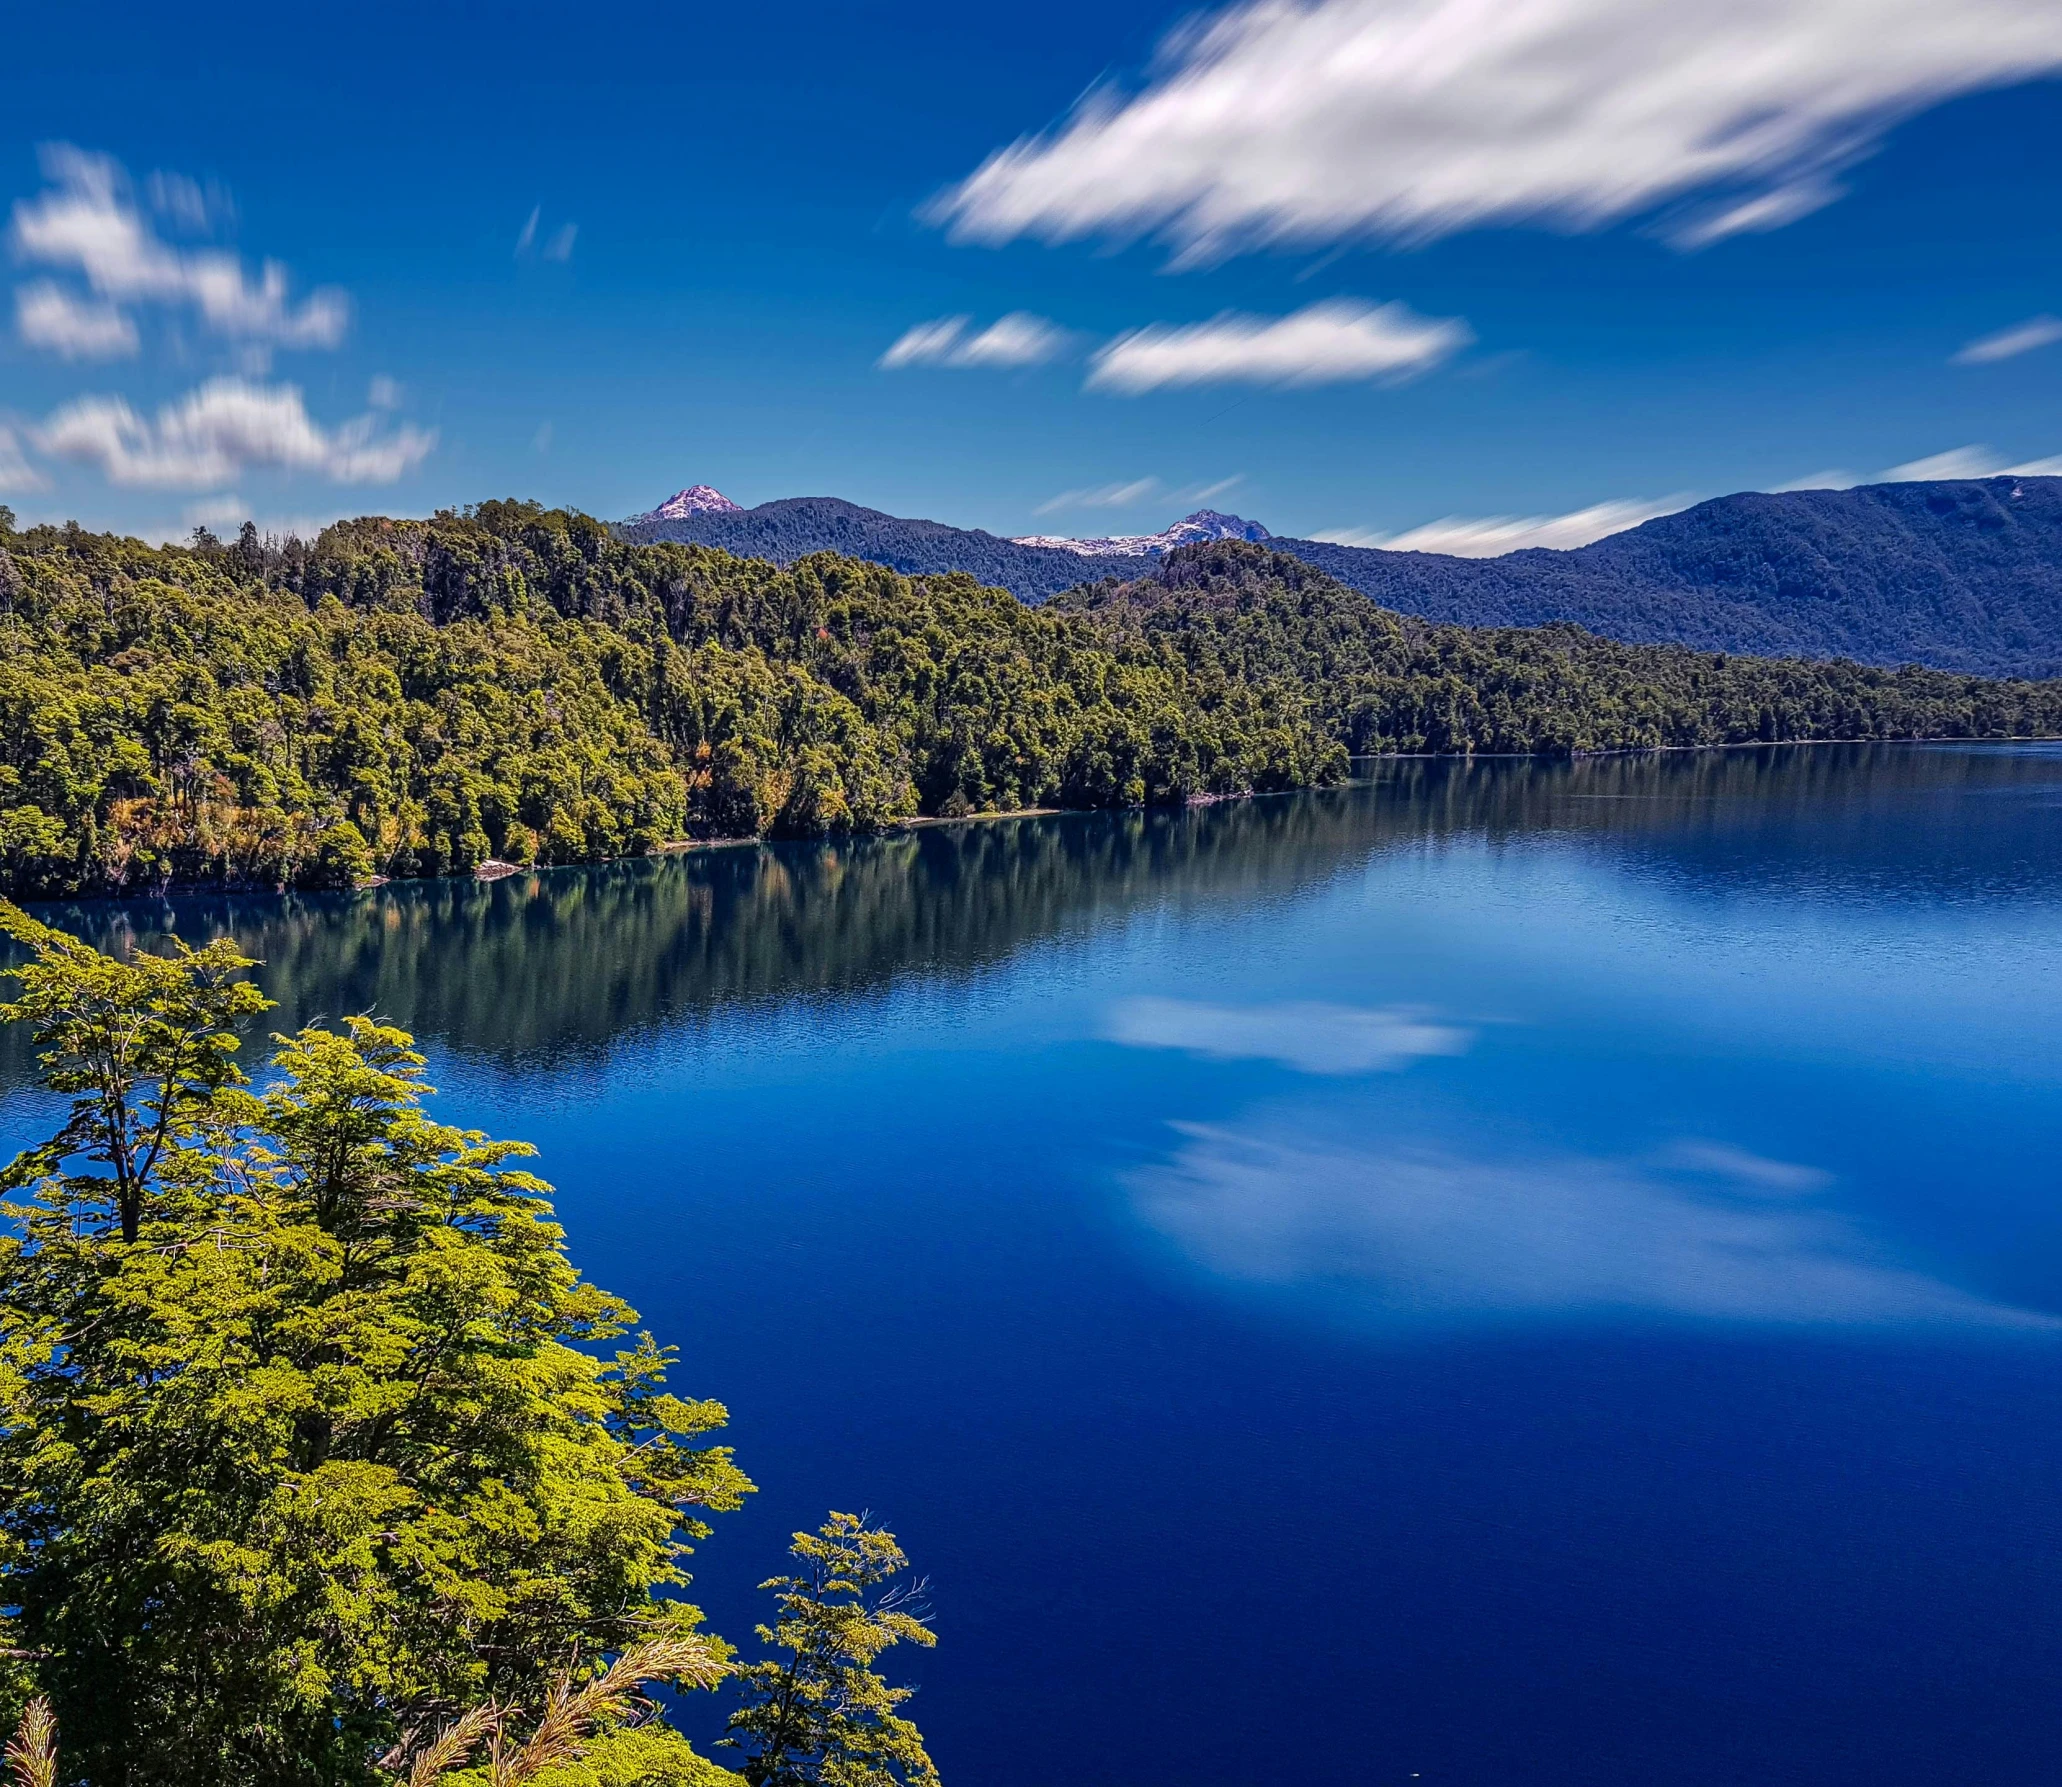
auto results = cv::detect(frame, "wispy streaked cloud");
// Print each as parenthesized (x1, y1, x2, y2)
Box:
(38, 378, 436, 489)
(1086, 299, 1468, 394)
(1035, 477, 1162, 515)
(1952, 315, 2062, 365)
(0, 428, 49, 493)
(932, 0, 2062, 263)
(11, 145, 348, 355)
(1316, 495, 1691, 556)
(1770, 469, 1861, 493)
(544, 222, 578, 262)
(1106, 996, 1470, 1074)
(13, 281, 138, 360)
(367, 374, 403, 410)
(879, 312, 1069, 370)
(1033, 474, 1244, 517)
(1132, 1124, 2050, 1328)
(1880, 445, 2062, 482)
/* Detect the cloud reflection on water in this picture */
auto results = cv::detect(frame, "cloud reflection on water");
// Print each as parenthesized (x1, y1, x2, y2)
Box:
(1132, 1126, 2046, 1329)
(1106, 997, 1471, 1074)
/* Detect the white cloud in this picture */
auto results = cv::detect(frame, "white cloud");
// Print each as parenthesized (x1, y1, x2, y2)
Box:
(367, 374, 403, 410)
(934, 0, 2062, 263)
(10, 145, 348, 354)
(1086, 298, 1467, 393)
(1036, 477, 1162, 514)
(38, 378, 436, 489)
(879, 312, 1068, 370)
(1875, 445, 2062, 482)
(1952, 315, 2062, 365)
(0, 428, 48, 493)
(1132, 1124, 2049, 1328)
(146, 169, 227, 232)
(516, 206, 540, 255)
(14, 281, 138, 360)
(1771, 469, 1861, 492)
(544, 222, 578, 263)
(1316, 495, 1690, 556)
(1106, 996, 1470, 1074)
(1881, 446, 2008, 481)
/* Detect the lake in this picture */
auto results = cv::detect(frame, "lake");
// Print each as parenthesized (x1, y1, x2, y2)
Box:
(11, 742, 2062, 1786)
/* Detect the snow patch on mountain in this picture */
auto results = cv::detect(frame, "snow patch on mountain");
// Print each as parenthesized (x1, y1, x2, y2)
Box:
(631, 485, 743, 524)
(1012, 508, 1272, 556)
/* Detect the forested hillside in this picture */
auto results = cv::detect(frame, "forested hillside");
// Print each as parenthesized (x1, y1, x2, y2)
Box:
(0, 503, 1340, 897)
(619, 493, 1146, 600)
(1056, 540, 2062, 753)
(1279, 476, 2062, 678)
(1, 504, 2058, 901)
(625, 478, 2062, 677)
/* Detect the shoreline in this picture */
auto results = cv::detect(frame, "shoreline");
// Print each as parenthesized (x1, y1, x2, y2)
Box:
(21, 733, 2062, 906)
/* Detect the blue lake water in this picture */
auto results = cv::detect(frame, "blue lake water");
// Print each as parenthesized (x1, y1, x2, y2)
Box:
(13, 742, 2062, 1785)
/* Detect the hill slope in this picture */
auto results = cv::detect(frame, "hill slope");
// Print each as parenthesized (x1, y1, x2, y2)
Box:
(3, 511, 2059, 900)
(1278, 476, 2062, 678)
(625, 478, 2062, 677)
(618, 494, 1149, 602)
(1057, 540, 2062, 754)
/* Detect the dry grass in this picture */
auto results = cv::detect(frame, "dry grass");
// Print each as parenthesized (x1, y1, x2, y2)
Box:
(395, 1634, 732, 1787)
(5, 1699, 54, 1787)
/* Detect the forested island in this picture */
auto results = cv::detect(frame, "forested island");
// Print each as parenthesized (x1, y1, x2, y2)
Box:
(3, 501, 2059, 899)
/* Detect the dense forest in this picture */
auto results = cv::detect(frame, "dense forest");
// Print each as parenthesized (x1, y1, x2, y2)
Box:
(1, 503, 2059, 899)
(618, 494, 1144, 602)
(0, 503, 1339, 898)
(1059, 540, 2062, 754)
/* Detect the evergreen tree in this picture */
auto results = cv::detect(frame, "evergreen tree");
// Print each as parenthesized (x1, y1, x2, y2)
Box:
(723, 1514, 939, 1787)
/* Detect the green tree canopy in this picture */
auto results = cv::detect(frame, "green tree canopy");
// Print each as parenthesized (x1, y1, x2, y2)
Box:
(0, 904, 751, 1786)
(723, 1514, 939, 1787)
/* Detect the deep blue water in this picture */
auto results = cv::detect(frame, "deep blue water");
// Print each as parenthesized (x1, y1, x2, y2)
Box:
(14, 743, 2062, 1786)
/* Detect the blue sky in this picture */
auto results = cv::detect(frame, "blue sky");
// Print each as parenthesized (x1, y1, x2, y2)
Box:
(4, 0, 2062, 551)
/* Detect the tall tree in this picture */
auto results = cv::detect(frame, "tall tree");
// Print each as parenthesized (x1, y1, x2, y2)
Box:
(0, 908, 751, 1786)
(723, 1514, 939, 1787)
(0, 903, 268, 1241)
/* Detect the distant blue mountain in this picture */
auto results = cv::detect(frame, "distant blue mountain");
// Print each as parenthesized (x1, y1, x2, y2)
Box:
(618, 494, 1152, 603)
(1276, 477, 2062, 679)
(622, 477, 2062, 678)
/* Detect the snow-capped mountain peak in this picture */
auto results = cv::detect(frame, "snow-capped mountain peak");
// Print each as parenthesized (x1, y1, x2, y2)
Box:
(1010, 508, 1272, 557)
(651, 485, 742, 520)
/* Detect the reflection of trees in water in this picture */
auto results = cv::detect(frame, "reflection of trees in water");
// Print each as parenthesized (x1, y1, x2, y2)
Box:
(14, 742, 2058, 1074)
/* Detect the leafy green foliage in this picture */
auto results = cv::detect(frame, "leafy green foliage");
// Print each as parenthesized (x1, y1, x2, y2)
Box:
(724, 1515, 939, 1787)
(0, 908, 750, 1786)
(0, 507, 1339, 897)
(1060, 541, 2062, 755)
(0, 902, 269, 1240)
(8, 504, 2055, 903)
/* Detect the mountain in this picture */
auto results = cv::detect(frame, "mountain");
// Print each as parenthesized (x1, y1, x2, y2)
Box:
(619, 477, 2062, 677)
(626, 484, 744, 524)
(1011, 509, 1273, 556)
(617, 494, 1154, 602)
(1273, 477, 2062, 679)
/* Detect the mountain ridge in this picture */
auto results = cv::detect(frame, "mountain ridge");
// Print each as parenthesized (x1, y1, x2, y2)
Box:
(619, 477, 2062, 678)
(1011, 508, 1273, 556)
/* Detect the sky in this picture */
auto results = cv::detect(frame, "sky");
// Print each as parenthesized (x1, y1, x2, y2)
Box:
(3, 0, 2062, 553)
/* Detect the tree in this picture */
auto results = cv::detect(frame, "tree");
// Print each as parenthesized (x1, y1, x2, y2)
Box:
(0, 913, 752, 1786)
(0, 901, 269, 1242)
(723, 1514, 939, 1787)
